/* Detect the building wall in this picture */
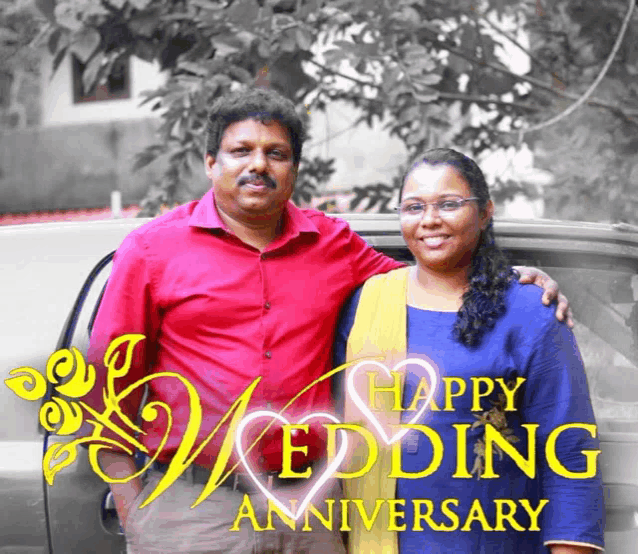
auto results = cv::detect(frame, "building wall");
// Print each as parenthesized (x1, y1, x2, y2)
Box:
(0, 118, 209, 213)
(306, 101, 408, 192)
(41, 54, 167, 127)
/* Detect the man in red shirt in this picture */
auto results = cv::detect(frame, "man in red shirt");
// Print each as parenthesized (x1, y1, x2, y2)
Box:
(84, 87, 570, 554)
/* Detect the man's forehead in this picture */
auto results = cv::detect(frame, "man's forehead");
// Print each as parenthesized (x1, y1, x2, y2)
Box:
(221, 117, 292, 145)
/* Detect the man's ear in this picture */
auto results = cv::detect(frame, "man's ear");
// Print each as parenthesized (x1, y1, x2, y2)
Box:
(204, 153, 216, 180)
(481, 199, 495, 229)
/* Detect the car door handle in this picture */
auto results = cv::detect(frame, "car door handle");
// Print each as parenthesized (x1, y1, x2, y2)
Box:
(604, 483, 638, 532)
(100, 489, 124, 536)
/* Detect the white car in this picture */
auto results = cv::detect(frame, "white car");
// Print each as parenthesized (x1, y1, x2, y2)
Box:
(2, 215, 637, 553)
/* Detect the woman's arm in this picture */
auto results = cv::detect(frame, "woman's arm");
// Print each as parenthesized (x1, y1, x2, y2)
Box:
(548, 544, 600, 553)
(519, 315, 605, 551)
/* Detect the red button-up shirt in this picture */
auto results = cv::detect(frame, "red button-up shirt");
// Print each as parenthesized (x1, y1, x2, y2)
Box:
(83, 189, 402, 470)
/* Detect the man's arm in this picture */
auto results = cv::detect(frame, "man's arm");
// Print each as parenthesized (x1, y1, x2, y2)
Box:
(81, 231, 160, 453)
(80, 231, 160, 529)
(340, 218, 572, 324)
(515, 266, 573, 327)
(98, 450, 144, 532)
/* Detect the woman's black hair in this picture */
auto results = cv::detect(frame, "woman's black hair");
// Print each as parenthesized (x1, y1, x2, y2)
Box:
(400, 148, 518, 348)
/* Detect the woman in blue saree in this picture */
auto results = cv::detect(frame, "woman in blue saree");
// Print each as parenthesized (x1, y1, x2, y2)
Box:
(333, 149, 604, 554)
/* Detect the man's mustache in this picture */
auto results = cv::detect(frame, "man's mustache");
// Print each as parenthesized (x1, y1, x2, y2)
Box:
(237, 174, 277, 189)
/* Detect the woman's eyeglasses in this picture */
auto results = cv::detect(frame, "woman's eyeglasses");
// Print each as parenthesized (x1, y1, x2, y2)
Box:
(395, 197, 479, 219)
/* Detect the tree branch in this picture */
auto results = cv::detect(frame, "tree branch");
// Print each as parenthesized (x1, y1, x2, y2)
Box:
(516, 0, 636, 134)
(425, 34, 638, 117)
(474, 8, 558, 79)
(306, 58, 541, 112)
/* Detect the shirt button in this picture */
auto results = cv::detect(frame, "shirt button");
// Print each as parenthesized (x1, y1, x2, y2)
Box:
(265, 351, 272, 359)
(265, 302, 271, 310)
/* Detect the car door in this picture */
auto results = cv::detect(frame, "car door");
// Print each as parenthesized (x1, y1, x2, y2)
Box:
(43, 250, 128, 554)
(532, 264, 638, 553)
(1, 220, 146, 554)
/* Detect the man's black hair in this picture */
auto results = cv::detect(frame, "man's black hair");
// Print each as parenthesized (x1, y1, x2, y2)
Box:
(205, 87, 306, 166)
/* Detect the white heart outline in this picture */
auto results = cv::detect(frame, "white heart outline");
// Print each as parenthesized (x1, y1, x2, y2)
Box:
(235, 411, 348, 521)
(347, 357, 438, 444)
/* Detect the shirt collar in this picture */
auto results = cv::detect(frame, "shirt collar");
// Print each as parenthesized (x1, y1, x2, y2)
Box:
(189, 188, 319, 239)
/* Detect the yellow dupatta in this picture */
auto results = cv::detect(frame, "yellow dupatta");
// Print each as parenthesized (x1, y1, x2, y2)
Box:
(344, 266, 410, 554)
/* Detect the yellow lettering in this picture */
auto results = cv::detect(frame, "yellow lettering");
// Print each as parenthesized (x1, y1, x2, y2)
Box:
(519, 499, 549, 531)
(412, 499, 441, 531)
(265, 499, 297, 531)
(460, 499, 493, 531)
(367, 370, 403, 411)
(443, 377, 466, 411)
(439, 498, 460, 531)
(280, 424, 312, 478)
(545, 423, 600, 478)
(325, 424, 378, 479)
(229, 494, 264, 531)
(495, 377, 526, 411)
(390, 425, 443, 478)
(340, 499, 351, 531)
(387, 499, 406, 531)
(470, 377, 495, 411)
(451, 424, 472, 478)
(351, 499, 385, 531)
(482, 424, 538, 479)
(494, 499, 525, 531)
(302, 500, 335, 531)
(405, 377, 440, 411)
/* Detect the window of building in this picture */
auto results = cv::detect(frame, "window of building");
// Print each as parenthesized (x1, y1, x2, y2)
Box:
(72, 55, 131, 104)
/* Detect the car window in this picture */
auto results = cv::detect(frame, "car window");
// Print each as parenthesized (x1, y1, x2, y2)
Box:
(541, 267, 638, 433)
(59, 252, 114, 353)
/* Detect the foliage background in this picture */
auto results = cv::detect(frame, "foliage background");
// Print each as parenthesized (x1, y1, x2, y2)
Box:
(5, 0, 638, 223)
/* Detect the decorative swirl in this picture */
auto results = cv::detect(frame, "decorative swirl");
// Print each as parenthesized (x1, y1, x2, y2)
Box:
(4, 367, 47, 401)
(39, 397, 84, 435)
(43, 442, 78, 485)
(104, 334, 146, 382)
(43, 436, 126, 486)
(46, 347, 96, 398)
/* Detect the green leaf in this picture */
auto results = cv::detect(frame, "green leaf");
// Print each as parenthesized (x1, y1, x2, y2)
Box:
(399, 6, 420, 26)
(54, 2, 83, 32)
(403, 44, 429, 64)
(128, 12, 161, 37)
(178, 61, 209, 77)
(412, 89, 439, 103)
(70, 28, 101, 63)
(323, 48, 347, 65)
(81, 52, 104, 91)
(51, 45, 68, 74)
(279, 30, 298, 52)
(129, 0, 153, 10)
(413, 73, 442, 86)
(295, 27, 313, 51)
(47, 27, 62, 54)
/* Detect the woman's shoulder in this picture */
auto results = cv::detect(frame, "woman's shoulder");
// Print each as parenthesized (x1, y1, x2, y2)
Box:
(503, 280, 565, 335)
(362, 266, 410, 286)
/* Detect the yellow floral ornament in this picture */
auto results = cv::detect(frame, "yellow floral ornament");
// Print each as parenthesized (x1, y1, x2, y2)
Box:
(471, 379, 521, 478)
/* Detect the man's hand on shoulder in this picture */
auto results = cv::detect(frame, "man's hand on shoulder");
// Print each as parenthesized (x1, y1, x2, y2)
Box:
(514, 265, 574, 328)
